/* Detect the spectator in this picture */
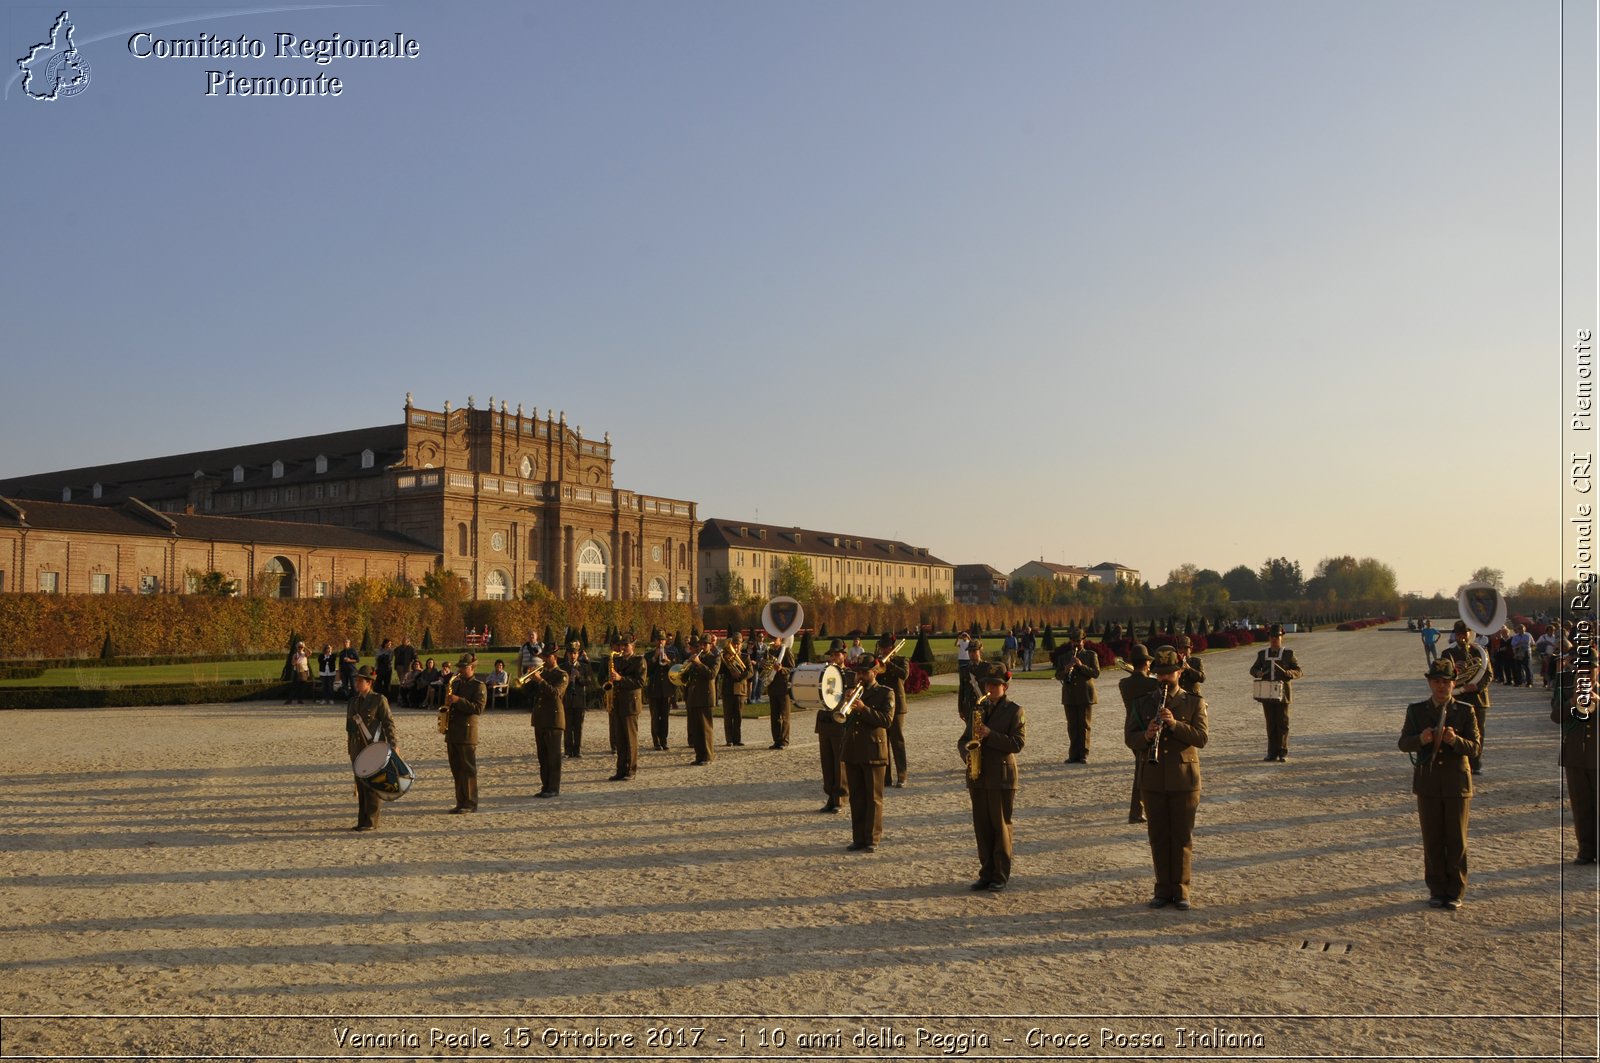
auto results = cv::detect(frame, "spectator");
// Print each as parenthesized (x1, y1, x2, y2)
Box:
(1420, 619, 1440, 666)
(376, 638, 394, 697)
(399, 657, 425, 708)
(337, 639, 360, 696)
(318, 643, 337, 705)
(1021, 626, 1037, 672)
(1003, 629, 1019, 673)
(487, 659, 510, 707)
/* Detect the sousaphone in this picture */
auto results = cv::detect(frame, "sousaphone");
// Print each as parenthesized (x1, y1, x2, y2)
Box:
(1451, 581, 1504, 688)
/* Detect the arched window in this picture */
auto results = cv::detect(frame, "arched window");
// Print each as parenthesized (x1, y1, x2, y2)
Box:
(272, 460, 284, 479)
(264, 556, 297, 598)
(485, 569, 510, 601)
(576, 539, 608, 596)
(315, 454, 328, 474)
(647, 577, 667, 601)
(361, 449, 375, 469)
(457, 522, 469, 556)
(233, 465, 244, 483)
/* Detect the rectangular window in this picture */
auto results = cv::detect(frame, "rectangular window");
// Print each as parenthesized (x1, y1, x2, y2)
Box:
(267, 489, 278, 504)
(314, 484, 325, 499)
(329, 482, 342, 497)
(139, 575, 159, 594)
(314, 581, 329, 598)
(39, 571, 59, 593)
(752, 580, 761, 595)
(90, 573, 110, 594)
(284, 487, 297, 502)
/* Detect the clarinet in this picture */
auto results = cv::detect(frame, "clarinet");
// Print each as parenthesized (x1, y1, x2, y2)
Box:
(1146, 682, 1174, 765)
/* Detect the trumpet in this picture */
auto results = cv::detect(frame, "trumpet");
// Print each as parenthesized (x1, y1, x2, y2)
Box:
(964, 694, 990, 783)
(831, 680, 867, 725)
(514, 659, 544, 687)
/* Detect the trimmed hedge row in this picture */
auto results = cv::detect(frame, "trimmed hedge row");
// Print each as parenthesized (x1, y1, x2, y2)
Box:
(0, 680, 286, 710)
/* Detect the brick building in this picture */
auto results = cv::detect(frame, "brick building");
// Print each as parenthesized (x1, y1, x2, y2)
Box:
(0, 395, 701, 602)
(954, 564, 1009, 605)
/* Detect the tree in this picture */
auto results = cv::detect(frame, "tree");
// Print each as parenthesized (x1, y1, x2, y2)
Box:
(1166, 563, 1200, 586)
(185, 569, 237, 597)
(772, 555, 817, 600)
(1307, 556, 1398, 603)
(1470, 567, 1505, 590)
(420, 566, 470, 603)
(1258, 557, 1304, 600)
(711, 570, 749, 606)
(1222, 565, 1262, 600)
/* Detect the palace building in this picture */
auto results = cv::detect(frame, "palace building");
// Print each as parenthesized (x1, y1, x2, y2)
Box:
(0, 395, 702, 602)
(698, 519, 954, 604)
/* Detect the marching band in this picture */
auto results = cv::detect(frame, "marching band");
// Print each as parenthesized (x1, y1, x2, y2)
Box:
(335, 588, 1588, 907)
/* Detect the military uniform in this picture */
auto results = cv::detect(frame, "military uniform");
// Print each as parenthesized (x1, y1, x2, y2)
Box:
(527, 662, 569, 796)
(719, 641, 751, 746)
(683, 648, 720, 765)
(346, 686, 397, 830)
(1398, 693, 1481, 904)
(1054, 643, 1101, 763)
(1440, 638, 1492, 772)
(443, 667, 487, 812)
(560, 652, 593, 758)
(841, 674, 894, 850)
(1554, 684, 1599, 863)
(607, 648, 646, 780)
(815, 650, 851, 811)
(959, 683, 1026, 888)
(645, 646, 675, 750)
(767, 646, 795, 749)
(1126, 673, 1208, 906)
(1117, 664, 1160, 823)
(1249, 643, 1303, 760)
(878, 650, 910, 786)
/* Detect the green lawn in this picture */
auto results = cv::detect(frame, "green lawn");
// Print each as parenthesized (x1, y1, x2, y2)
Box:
(0, 660, 290, 688)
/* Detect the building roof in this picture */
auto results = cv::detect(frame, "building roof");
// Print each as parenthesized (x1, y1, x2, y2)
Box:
(0, 497, 435, 555)
(1021, 560, 1090, 575)
(955, 564, 1007, 578)
(0, 424, 408, 503)
(699, 518, 951, 567)
(1091, 561, 1136, 570)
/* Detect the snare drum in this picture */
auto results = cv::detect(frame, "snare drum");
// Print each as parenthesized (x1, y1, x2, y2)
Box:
(789, 662, 845, 712)
(352, 741, 416, 801)
(1251, 679, 1286, 702)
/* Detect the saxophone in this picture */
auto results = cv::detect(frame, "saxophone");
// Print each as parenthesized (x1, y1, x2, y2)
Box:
(965, 694, 989, 783)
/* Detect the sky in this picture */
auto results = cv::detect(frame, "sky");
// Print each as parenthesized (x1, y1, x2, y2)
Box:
(0, 0, 1574, 597)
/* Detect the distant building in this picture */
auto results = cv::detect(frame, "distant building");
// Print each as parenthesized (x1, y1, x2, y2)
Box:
(1009, 560, 1093, 588)
(0, 395, 701, 602)
(954, 564, 1008, 605)
(0, 496, 434, 597)
(1088, 561, 1141, 585)
(698, 520, 953, 604)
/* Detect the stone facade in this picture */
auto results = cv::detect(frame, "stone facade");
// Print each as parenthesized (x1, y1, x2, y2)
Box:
(0, 396, 701, 602)
(699, 519, 953, 604)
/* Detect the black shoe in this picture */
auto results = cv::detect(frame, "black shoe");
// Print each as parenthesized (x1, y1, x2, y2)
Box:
(1174, 898, 1191, 910)
(1129, 816, 1147, 824)
(1428, 896, 1444, 908)
(1576, 854, 1597, 865)
(987, 880, 1007, 892)
(1442, 897, 1462, 911)
(847, 842, 867, 851)
(969, 879, 992, 891)
(820, 803, 840, 814)
(534, 791, 553, 799)
(350, 824, 374, 832)
(862, 845, 876, 853)
(1262, 755, 1277, 762)
(449, 807, 468, 814)
(608, 774, 627, 781)
(769, 743, 784, 749)
(894, 778, 905, 788)
(1147, 896, 1171, 909)
(1276, 754, 1287, 762)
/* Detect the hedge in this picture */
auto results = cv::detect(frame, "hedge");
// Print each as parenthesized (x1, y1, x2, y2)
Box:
(0, 680, 286, 710)
(0, 594, 698, 661)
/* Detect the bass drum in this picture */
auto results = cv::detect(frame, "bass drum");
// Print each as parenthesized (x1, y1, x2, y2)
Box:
(789, 662, 845, 712)
(352, 741, 416, 801)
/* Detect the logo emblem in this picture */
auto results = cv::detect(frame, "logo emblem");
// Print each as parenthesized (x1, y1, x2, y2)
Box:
(1455, 581, 1507, 638)
(18, 11, 91, 101)
(761, 595, 805, 640)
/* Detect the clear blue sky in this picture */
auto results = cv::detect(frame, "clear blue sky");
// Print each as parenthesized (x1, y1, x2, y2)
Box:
(2, 0, 1564, 596)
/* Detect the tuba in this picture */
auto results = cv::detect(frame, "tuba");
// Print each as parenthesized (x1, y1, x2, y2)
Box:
(722, 638, 747, 674)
